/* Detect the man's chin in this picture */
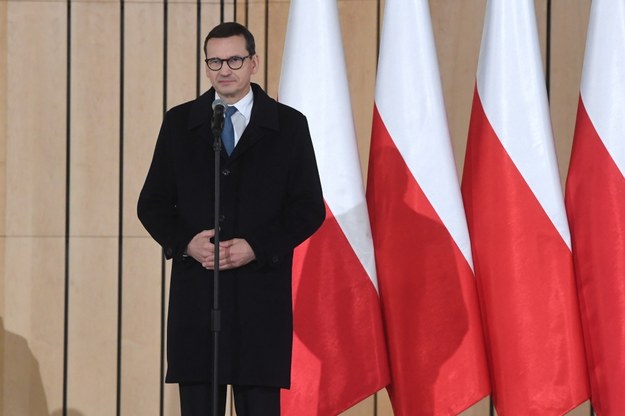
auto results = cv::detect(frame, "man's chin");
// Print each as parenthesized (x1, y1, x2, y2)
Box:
(215, 88, 237, 99)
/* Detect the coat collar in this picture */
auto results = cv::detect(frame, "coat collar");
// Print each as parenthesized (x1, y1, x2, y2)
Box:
(186, 83, 280, 162)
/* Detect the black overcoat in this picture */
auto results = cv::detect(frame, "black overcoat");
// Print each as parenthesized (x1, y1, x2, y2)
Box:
(137, 83, 325, 388)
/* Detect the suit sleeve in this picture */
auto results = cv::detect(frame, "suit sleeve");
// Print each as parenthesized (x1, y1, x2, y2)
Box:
(137, 113, 198, 262)
(244, 115, 325, 268)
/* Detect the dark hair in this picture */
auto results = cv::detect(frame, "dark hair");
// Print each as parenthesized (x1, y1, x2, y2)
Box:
(204, 22, 256, 58)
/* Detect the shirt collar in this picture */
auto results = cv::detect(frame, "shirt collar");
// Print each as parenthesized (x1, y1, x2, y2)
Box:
(215, 88, 254, 122)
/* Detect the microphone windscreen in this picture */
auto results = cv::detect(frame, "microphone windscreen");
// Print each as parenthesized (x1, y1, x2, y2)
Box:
(212, 98, 225, 112)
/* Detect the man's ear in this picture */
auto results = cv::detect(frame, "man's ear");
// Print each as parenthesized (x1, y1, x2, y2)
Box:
(251, 54, 260, 75)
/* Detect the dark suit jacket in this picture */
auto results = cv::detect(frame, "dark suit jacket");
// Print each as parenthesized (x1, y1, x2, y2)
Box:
(137, 83, 325, 388)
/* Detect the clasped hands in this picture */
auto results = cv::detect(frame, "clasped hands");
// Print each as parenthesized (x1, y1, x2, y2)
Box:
(186, 229, 256, 270)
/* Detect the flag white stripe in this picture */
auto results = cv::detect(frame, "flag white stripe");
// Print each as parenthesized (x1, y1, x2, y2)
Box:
(279, 0, 378, 289)
(580, 0, 625, 176)
(375, 0, 473, 268)
(476, 0, 571, 248)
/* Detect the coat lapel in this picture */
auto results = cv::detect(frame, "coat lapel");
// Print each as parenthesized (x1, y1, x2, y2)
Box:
(187, 84, 280, 164)
(228, 84, 280, 163)
(187, 89, 230, 161)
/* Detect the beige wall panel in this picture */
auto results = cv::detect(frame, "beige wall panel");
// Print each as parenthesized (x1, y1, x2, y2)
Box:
(247, 0, 267, 90)
(493, 402, 591, 416)
(265, 1, 289, 99)
(2, 2, 67, 415)
(491, 402, 591, 416)
(70, 2, 120, 236)
(121, 4, 164, 414)
(0, 239, 4, 412)
(121, 8, 165, 413)
(339, 0, 378, 181)
(124, 3, 164, 237)
(2, 237, 64, 415)
(120, 238, 162, 415)
(67, 238, 117, 415)
(226, 385, 235, 415)
(167, 2, 197, 108)
(373, 389, 492, 415)
(376, 388, 393, 415)
(341, 392, 375, 416)
(550, 0, 590, 182)
(235, 0, 246, 25)
(430, 0, 485, 175)
(0, 1, 7, 241)
(1, 3, 8, 408)
(224, 2, 238, 23)
(568, 401, 591, 415)
(164, 384, 181, 416)
(200, 2, 229, 94)
(5, 1, 66, 236)
(67, 2, 120, 415)
(460, 396, 490, 415)
(163, 259, 181, 416)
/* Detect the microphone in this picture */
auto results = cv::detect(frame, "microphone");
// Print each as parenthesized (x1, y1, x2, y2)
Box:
(211, 98, 226, 138)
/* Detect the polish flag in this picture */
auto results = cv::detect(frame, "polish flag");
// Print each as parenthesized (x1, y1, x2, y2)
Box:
(565, 2, 625, 414)
(278, 0, 390, 414)
(365, 0, 490, 414)
(460, 0, 589, 414)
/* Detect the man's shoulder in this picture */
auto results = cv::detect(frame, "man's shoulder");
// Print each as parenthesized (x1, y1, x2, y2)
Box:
(269, 97, 308, 126)
(275, 100, 305, 120)
(250, 84, 301, 116)
(249, 84, 308, 132)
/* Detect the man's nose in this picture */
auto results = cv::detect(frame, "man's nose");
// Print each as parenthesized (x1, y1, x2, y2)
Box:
(219, 64, 233, 75)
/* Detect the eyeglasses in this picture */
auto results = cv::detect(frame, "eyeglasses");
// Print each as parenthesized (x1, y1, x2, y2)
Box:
(205, 55, 252, 71)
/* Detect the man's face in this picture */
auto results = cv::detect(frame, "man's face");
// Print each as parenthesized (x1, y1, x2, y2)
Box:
(205, 35, 259, 104)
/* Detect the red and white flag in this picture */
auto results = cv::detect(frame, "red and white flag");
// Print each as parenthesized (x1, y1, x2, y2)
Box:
(461, 0, 589, 414)
(366, 1, 490, 414)
(565, 2, 625, 414)
(278, 0, 390, 414)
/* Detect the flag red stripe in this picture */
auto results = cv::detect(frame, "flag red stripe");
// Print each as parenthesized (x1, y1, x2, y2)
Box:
(462, 89, 588, 415)
(282, 203, 389, 415)
(367, 106, 489, 415)
(566, 98, 625, 415)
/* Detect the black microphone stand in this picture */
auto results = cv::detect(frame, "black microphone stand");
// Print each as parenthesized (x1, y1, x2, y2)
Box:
(210, 104, 225, 416)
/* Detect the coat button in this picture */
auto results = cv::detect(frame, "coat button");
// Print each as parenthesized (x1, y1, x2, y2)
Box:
(271, 255, 279, 264)
(222, 168, 230, 176)
(219, 214, 226, 223)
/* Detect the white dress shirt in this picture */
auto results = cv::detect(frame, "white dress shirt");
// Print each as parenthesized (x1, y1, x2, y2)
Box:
(215, 88, 254, 147)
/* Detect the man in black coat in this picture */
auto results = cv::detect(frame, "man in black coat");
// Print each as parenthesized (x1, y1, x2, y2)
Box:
(137, 22, 325, 416)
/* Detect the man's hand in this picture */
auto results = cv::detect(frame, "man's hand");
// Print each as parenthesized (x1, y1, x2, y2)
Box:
(186, 229, 217, 269)
(218, 238, 256, 269)
(186, 230, 255, 270)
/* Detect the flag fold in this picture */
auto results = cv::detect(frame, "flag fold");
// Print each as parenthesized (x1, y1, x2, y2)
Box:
(279, 0, 390, 414)
(461, 1, 589, 414)
(366, 1, 490, 415)
(565, 2, 625, 414)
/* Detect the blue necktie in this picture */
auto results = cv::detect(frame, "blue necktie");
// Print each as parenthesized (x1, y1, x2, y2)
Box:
(222, 106, 237, 155)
